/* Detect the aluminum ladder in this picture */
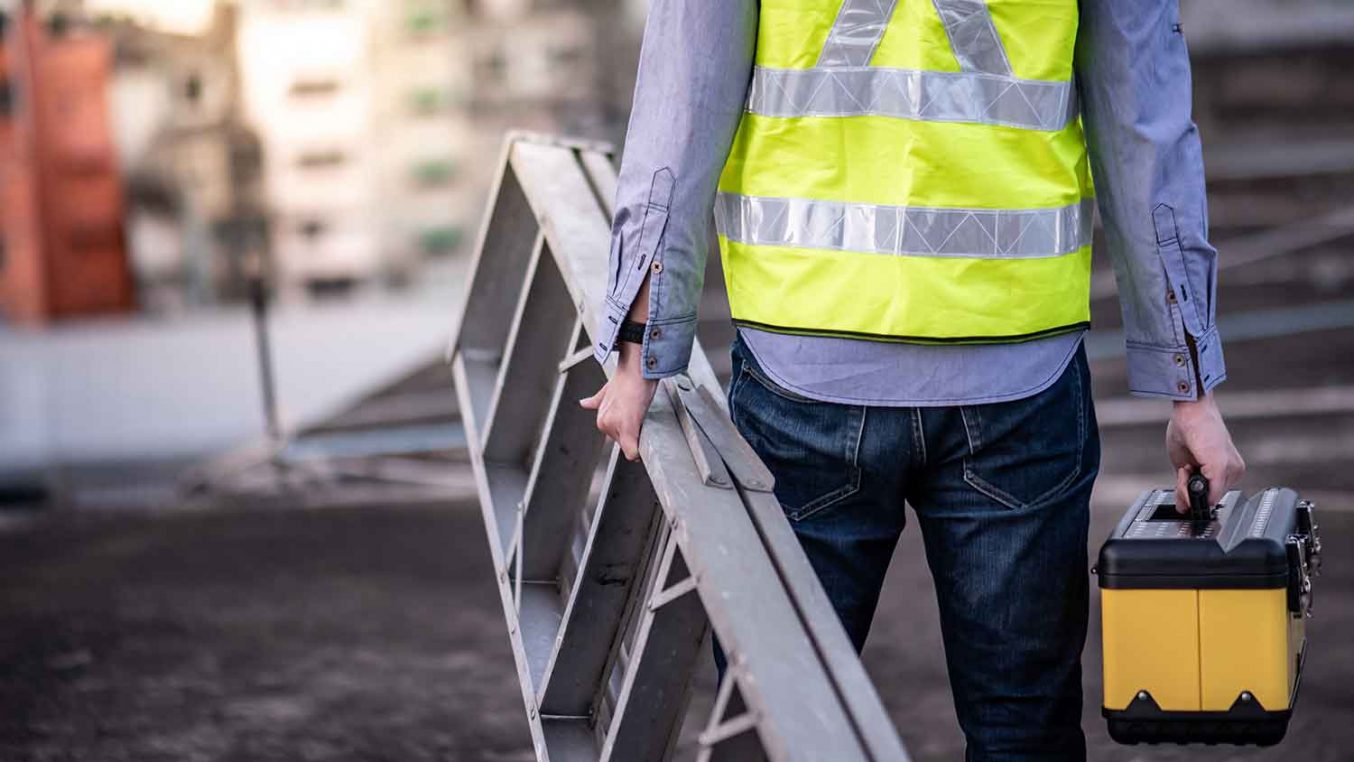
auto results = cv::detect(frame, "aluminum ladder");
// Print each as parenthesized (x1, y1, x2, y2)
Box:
(448, 132, 911, 762)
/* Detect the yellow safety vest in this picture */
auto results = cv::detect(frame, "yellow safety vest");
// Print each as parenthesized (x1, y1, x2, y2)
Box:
(717, 0, 1094, 344)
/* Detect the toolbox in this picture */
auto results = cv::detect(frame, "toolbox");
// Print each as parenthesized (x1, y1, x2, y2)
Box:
(1097, 477, 1322, 746)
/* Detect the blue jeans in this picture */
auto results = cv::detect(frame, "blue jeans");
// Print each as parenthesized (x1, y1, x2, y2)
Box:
(716, 334, 1099, 761)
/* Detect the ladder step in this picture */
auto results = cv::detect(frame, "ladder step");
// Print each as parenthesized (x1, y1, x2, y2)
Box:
(538, 451, 662, 716)
(540, 716, 597, 761)
(456, 157, 540, 359)
(520, 324, 610, 580)
(484, 463, 528, 558)
(517, 581, 567, 691)
(483, 239, 578, 467)
(600, 536, 709, 762)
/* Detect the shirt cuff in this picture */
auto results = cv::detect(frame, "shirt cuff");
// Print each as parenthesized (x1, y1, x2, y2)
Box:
(592, 297, 698, 380)
(1125, 326, 1227, 401)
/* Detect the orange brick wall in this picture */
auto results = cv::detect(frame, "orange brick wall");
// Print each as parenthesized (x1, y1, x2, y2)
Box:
(0, 12, 133, 326)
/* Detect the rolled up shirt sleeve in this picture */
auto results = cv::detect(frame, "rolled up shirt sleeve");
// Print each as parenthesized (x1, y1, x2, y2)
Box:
(1076, 0, 1227, 400)
(592, 0, 758, 379)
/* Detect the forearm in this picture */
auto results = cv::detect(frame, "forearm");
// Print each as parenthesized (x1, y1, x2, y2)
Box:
(593, 0, 758, 379)
(1076, 0, 1226, 400)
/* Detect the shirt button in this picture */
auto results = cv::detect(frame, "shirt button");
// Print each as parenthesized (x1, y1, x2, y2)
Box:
(1174, 353, 1186, 367)
(1177, 380, 1191, 394)
(1167, 290, 1178, 304)
(651, 261, 663, 274)
(650, 327, 662, 340)
(646, 356, 657, 370)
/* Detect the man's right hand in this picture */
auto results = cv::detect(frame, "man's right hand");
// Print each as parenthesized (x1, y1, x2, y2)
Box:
(580, 342, 659, 461)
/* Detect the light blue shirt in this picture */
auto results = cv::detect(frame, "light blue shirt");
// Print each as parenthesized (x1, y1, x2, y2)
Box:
(593, 0, 1227, 405)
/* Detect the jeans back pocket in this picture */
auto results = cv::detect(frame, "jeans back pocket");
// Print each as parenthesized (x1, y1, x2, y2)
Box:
(729, 341, 865, 522)
(959, 348, 1089, 511)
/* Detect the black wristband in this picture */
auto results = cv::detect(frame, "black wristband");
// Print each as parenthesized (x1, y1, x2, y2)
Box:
(616, 320, 647, 346)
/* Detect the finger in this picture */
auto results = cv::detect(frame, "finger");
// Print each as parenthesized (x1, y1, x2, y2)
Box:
(1208, 467, 1227, 507)
(619, 429, 640, 461)
(579, 387, 605, 410)
(1227, 453, 1246, 488)
(1174, 466, 1191, 513)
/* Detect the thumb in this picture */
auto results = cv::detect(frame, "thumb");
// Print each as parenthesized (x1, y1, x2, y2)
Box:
(579, 386, 606, 410)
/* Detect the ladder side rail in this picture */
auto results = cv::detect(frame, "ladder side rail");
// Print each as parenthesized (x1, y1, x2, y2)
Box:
(626, 380, 869, 761)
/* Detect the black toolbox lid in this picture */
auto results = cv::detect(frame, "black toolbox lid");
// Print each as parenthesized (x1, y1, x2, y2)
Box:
(1098, 488, 1299, 589)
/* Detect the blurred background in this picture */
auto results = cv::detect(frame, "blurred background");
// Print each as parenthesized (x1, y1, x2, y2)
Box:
(0, 0, 1351, 760)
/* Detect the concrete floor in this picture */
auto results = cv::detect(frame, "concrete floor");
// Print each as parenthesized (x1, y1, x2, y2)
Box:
(0, 474, 1348, 761)
(0, 503, 530, 762)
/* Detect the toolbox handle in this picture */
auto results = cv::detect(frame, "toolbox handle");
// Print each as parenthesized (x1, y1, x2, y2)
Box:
(1186, 472, 1214, 523)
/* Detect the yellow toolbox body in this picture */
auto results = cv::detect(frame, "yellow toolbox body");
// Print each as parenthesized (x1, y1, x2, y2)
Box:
(1098, 486, 1321, 745)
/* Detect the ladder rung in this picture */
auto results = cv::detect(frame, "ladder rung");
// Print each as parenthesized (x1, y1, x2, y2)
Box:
(537, 451, 662, 716)
(483, 237, 577, 466)
(454, 156, 540, 356)
(698, 712, 761, 748)
(558, 346, 594, 373)
(648, 574, 698, 611)
(517, 581, 567, 691)
(520, 323, 609, 581)
(600, 536, 708, 762)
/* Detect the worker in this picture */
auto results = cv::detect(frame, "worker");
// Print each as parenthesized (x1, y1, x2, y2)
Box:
(580, 1, 1245, 758)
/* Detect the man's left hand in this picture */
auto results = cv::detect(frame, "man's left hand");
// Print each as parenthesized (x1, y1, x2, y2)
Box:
(1166, 392, 1246, 511)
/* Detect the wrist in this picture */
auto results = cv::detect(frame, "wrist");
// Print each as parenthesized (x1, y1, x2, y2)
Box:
(1173, 391, 1218, 418)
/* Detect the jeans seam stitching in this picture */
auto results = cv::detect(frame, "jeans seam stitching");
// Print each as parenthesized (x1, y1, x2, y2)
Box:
(961, 356, 1086, 511)
(787, 403, 867, 523)
(912, 409, 927, 466)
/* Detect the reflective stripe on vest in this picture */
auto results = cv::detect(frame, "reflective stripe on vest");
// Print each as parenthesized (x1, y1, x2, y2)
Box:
(717, 0, 1093, 344)
(717, 193, 1093, 260)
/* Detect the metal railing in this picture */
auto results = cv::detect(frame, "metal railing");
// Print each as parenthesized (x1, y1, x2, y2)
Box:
(448, 132, 910, 761)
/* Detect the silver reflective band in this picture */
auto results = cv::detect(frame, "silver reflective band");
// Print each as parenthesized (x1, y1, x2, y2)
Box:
(932, 0, 1012, 75)
(747, 66, 1077, 132)
(817, 0, 899, 68)
(716, 193, 1093, 259)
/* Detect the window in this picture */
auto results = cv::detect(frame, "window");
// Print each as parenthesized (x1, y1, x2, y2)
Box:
(183, 73, 203, 105)
(296, 150, 347, 170)
(299, 219, 328, 241)
(411, 159, 456, 187)
(419, 226, 463, 256)
(475, 50, 508, 86)
(289, 79, 340, 99)
(549, 45, 584, 69)
(405, 7, 445, 36)
(408, 87, 448, 116)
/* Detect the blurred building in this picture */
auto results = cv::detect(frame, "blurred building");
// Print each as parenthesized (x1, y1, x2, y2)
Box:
(107, 2, 265, 312)
(3, 0, 641, 313)
(234, 0, 621, 300)
(368, 0, 477, 287)
(0, 6, 134, 325)
(235, 0, 383, 299)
